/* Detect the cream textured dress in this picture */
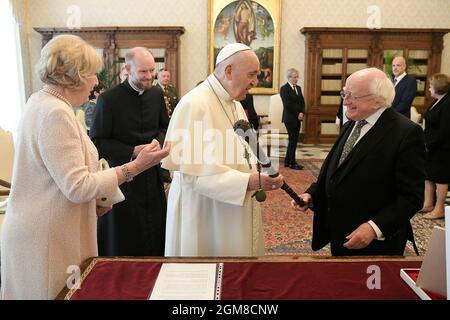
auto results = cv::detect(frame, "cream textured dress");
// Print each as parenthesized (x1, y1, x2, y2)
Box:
(1, 91, 119, 300)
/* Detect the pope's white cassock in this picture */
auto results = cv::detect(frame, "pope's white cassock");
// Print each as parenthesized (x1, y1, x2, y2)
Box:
(162, 73, 264, 257)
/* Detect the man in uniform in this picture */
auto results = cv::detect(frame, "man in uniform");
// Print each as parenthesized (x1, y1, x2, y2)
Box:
(156, 68, 179, 119)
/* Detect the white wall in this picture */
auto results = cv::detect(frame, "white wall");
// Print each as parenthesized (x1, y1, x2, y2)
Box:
(21, 0, 450, 115)
(14, 0, 32, 99)
(25, 0, 209, 99)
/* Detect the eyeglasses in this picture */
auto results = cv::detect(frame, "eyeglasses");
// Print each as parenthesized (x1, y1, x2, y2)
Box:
(340, 90, 373, 100)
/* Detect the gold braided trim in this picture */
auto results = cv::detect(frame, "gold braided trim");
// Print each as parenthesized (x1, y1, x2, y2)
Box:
(64, 258, 99, 300)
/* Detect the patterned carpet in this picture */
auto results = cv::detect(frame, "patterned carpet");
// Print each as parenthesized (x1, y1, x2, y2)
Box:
(262, 158, 446, 256)
(261, 160, 329, 256)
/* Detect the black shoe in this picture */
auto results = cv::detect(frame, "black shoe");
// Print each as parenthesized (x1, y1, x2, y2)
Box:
(289, 163, 304, 170)
(284, 162, 290, 167)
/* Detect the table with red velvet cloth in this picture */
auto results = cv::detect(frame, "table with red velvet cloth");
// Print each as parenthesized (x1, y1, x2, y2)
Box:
(57, 256, 426, 300)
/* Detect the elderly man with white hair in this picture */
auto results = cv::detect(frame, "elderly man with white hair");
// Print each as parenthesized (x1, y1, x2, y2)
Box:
(162, 43, 284, 257)
(293, 67, 425, 256)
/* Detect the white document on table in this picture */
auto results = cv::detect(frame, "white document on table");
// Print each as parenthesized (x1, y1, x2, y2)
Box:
(149, 263, 220, 300)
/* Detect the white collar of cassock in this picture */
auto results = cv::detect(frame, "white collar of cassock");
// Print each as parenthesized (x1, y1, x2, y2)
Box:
(208, 73, 232, 102)
(128, 79, 145, 95)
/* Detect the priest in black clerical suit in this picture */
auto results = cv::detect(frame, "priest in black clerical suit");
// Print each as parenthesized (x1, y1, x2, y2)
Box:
(294, 68, 425, 256)
(90, 47, 169, 256)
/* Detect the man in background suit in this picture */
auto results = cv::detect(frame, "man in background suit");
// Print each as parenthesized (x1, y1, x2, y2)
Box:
(293, 68, 425, 256)
(280, 68, 305, 170)
(391, 56, 417, 119)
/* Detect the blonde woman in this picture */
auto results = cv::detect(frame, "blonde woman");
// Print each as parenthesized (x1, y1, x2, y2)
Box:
(0, 35, 170, 299)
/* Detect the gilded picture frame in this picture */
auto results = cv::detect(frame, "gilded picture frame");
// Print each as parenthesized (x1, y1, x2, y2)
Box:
(208, 0, 281, 94)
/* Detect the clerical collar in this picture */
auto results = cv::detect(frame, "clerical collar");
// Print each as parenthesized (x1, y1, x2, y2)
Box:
(128, 79, 145, 95)
(208, 74, 232, 101)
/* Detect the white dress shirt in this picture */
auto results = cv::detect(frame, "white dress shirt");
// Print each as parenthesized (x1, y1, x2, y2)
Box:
(393, 72, 407, 87)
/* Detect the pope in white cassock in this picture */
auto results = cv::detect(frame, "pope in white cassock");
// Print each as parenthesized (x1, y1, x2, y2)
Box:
(162, 43, 284, 256)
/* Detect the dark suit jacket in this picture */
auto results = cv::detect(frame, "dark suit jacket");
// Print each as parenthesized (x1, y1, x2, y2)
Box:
(306, 108, 425, 256)
(280, 82, 305, 123)
(391, 74, 417, 118)
(424, 93, 450, 151)
(240, 94, 259, 129)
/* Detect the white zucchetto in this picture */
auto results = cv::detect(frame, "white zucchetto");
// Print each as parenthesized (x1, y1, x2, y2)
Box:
(215, 43, 252, 66)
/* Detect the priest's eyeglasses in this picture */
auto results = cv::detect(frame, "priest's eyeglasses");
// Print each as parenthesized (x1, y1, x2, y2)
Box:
(340, 90, 373, 100)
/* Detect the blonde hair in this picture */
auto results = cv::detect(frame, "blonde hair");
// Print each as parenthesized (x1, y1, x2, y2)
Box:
(36, 34, 102, 89)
